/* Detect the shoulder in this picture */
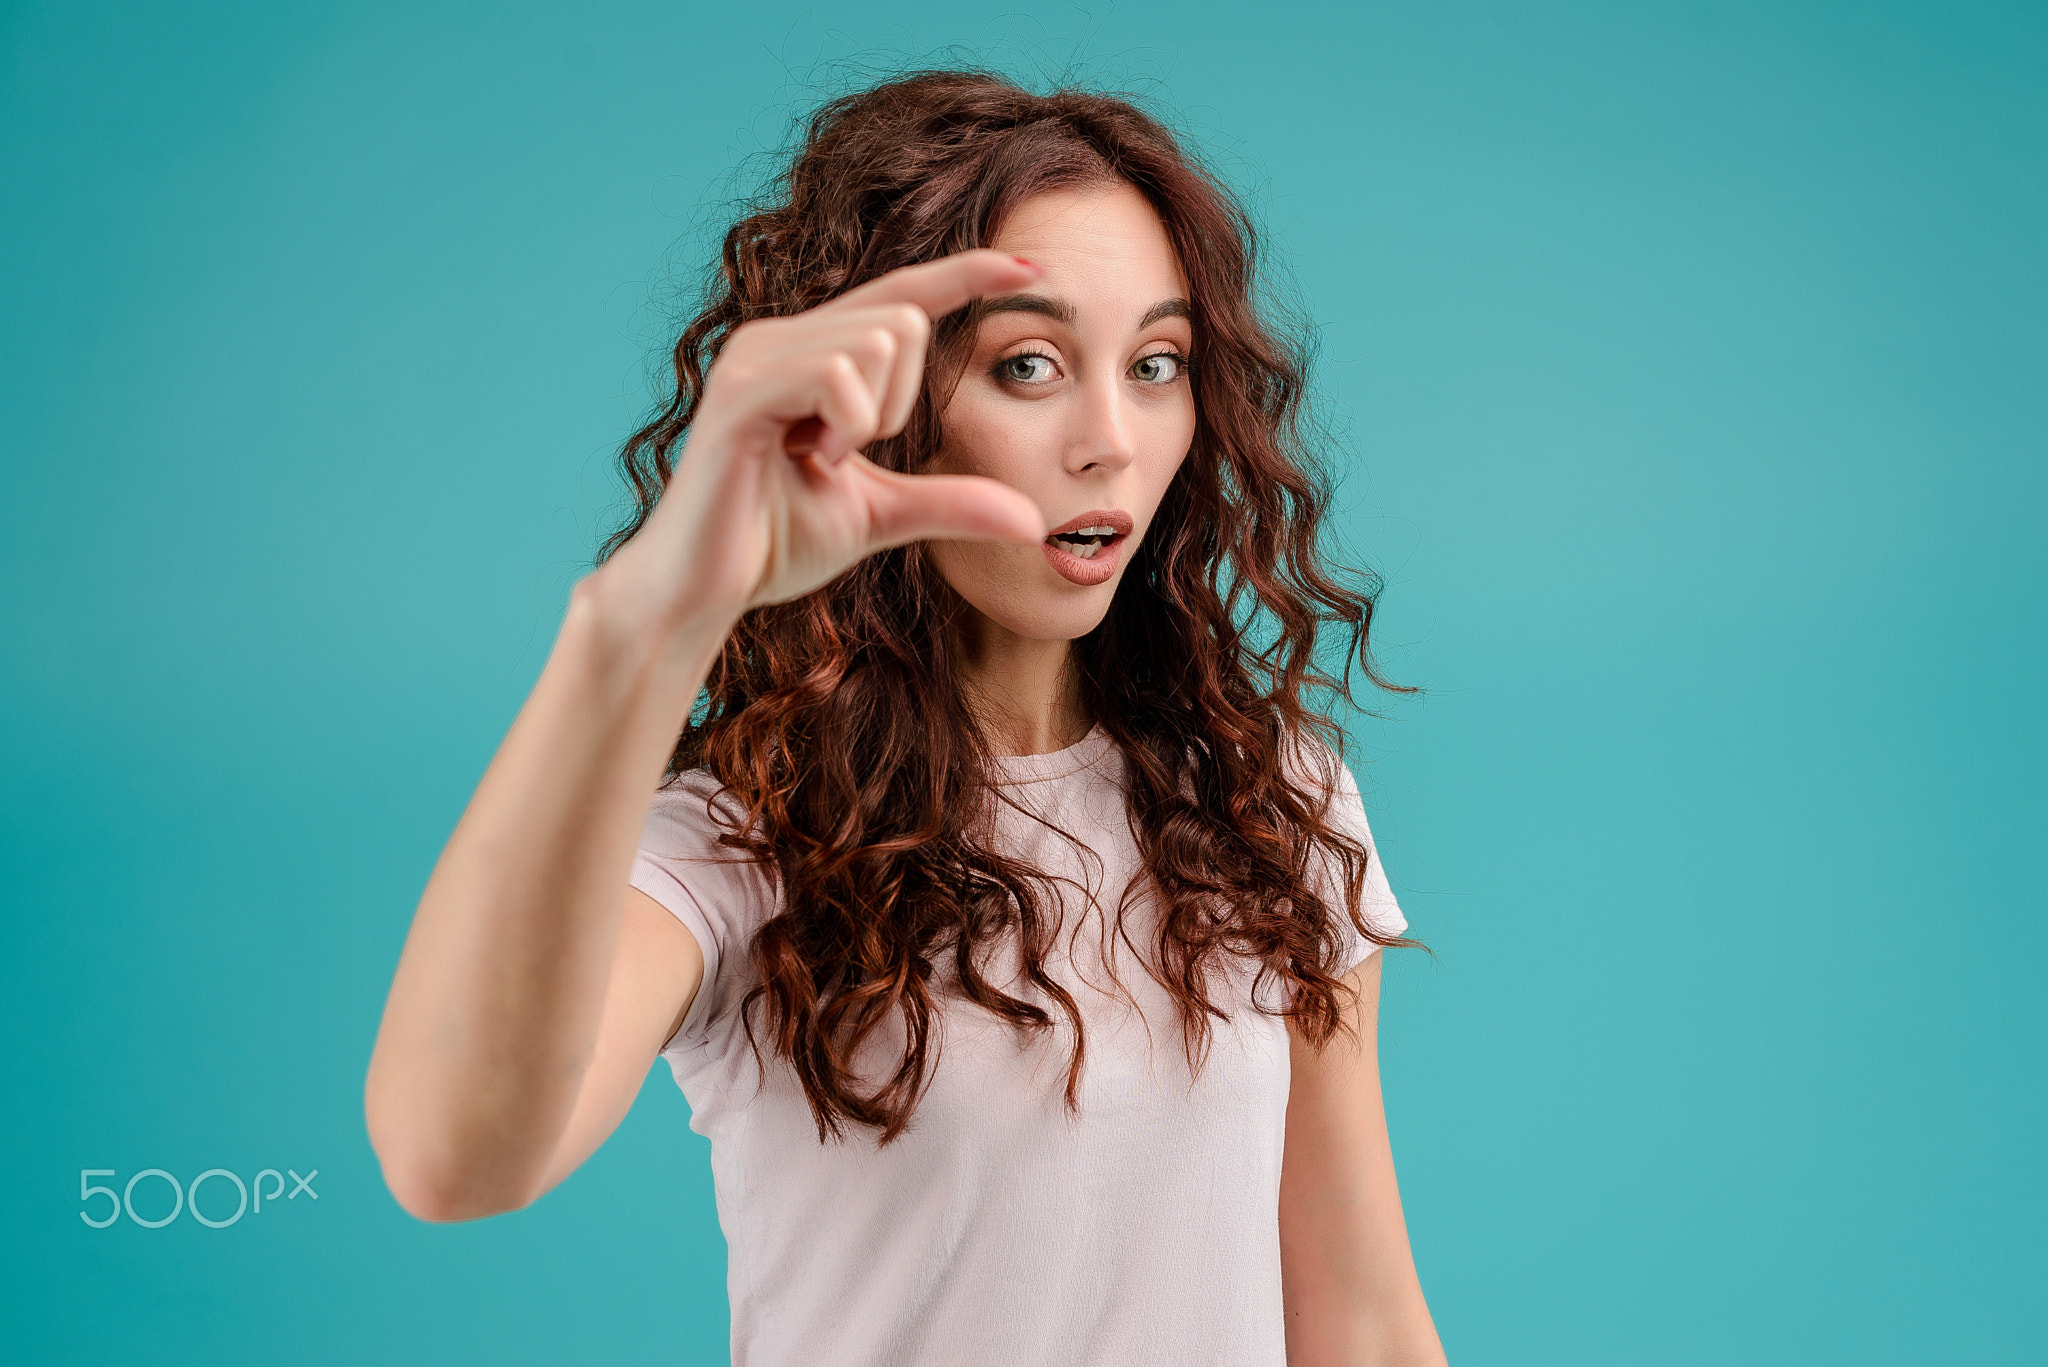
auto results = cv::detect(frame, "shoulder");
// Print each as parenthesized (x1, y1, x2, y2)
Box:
(639, 767, 756, 862)
(1278, 723, 1364, 817)
(631, 769, 783, 982)
(1281, 724, 1408, 946)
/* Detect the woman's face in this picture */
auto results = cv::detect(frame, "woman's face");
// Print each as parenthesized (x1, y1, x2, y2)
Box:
(926, 180, 1198, 642)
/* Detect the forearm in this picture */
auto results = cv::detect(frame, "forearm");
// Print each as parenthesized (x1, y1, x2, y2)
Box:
(365, 568, 729, 1220)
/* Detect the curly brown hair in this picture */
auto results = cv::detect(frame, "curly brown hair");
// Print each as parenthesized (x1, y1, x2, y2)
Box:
(600, 69, 1416, 1144)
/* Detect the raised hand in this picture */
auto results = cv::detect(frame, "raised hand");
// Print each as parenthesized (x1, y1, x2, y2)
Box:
(600, 249, 1049, 633)
(368, 254, 1055, 1225)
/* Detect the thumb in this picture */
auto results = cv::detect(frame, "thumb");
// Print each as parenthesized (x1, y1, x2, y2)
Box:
(856, 461, 1047, 550)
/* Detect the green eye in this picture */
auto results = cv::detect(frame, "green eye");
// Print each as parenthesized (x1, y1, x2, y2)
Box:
(998, 354, 1057, 384)
(1132, 353, 1185, 384)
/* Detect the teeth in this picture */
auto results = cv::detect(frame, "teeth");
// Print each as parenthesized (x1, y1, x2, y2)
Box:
(1047, 523, 1119, 562)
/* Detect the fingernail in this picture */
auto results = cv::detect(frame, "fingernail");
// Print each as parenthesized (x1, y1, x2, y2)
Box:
(1011, 254, 1044, 274)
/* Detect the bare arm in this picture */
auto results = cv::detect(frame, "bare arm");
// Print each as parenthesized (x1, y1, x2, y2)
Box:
(363, 251, 1049, 1223)
(1281, 952, 1448, 1365)
(363, 599, 723, 1222)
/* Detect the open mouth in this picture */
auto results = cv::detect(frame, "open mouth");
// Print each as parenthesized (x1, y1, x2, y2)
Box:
(1044, 526, 1123, 561)
(1040, 510, 1134, 586)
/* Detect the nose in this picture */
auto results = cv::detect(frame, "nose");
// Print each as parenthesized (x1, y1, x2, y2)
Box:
(1064, 368, 1138, 476)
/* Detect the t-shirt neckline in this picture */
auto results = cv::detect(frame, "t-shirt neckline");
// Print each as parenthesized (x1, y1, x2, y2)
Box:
(985, 724, 1114, 786)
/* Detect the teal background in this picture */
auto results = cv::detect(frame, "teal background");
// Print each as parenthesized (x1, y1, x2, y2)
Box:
(3, 1, 2043, 1361)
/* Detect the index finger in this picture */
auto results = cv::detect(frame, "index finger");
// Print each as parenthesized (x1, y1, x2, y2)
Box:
(829, 249, 1043, 322)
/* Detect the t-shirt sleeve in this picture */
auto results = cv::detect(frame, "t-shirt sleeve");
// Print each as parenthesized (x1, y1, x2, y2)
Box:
(1288, 731, 1409, 976)
(629, 769, 781, 1050)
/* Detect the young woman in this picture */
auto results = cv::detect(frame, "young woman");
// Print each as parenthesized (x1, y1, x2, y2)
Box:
(366, 71, 1447, 1366)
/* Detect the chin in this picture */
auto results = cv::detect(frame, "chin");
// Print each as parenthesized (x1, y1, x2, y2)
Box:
(934, 562, 1119, 643)
(962, 584, 1117, 642)
(929, 545, 1121, 643)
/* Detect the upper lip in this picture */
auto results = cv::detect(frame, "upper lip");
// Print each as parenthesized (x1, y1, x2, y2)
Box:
(1045, 508, 1134, 538)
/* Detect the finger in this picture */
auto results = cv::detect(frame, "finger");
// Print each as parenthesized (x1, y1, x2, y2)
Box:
(749, 308, 919, 447)
(775, 353, 879, 464)
(870, 303, 930, 438)
(813, 307, 923, 437)
(852, 458, 1048, 549)
(830, 249, 1043, 325)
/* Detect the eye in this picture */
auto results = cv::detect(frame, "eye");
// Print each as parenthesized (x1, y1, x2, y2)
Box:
(996, 352, 1059, 385)
(1131, 352, 1187, 385)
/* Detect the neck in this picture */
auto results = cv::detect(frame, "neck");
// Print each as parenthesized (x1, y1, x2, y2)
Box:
(951, 611, 1090, 758)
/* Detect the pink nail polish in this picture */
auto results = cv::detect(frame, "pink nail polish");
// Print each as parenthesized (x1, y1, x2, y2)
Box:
(1012, 254, 1043, 274)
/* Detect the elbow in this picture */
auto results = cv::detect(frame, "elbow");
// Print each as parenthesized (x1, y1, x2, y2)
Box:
(364, 1090, 543, 1224)
(388, 1177, 531, 1225)
(373, 1145, 542, 1224)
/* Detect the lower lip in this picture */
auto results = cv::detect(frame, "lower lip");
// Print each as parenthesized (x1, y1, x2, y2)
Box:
(1041, 535, 1126, 586)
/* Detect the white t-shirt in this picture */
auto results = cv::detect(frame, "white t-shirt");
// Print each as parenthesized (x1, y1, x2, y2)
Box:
(629, 724, 1405, 1367)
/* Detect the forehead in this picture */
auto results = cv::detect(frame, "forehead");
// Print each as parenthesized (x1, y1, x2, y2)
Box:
(988, 181, 1188, 303)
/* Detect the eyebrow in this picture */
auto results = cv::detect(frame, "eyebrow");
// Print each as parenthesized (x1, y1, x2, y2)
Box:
(1138, 297, 1192, 328)
(980, 294, 1192, 330)
(981, 293, 1077, 325)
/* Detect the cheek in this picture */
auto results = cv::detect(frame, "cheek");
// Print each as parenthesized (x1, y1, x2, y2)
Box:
(1156, 403, 1198, 465)
(926, 537, 1048, 632)
(1136, 400, 1199, 500)
(928, 537, 1022, 588)
(933, 389, 1016, 479)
